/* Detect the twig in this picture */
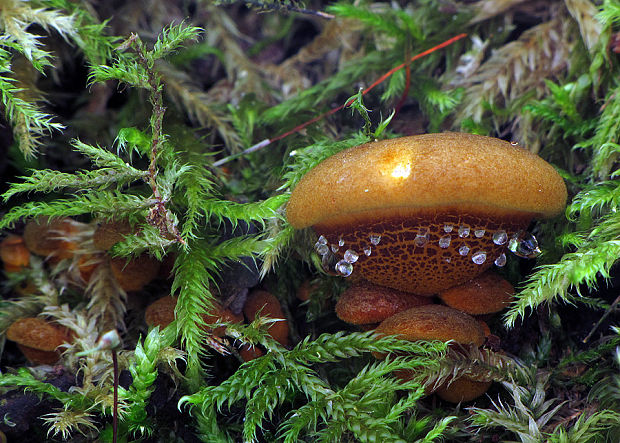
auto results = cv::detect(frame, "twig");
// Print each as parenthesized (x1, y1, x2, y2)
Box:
(112, 349, 118, 443)
(212, 33, 468, 167)
(582, 293, 620, 343)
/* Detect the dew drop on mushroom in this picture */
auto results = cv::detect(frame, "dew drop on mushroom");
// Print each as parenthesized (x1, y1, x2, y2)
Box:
(494, 253, 507, 267)
(439, 235, 451, 248)
(335, 260, 354, 277)
(344, 249, 359, 263)
(508, 230, 541, 259)
(492, 230, 508, 245)
(472, 251, 487, 264)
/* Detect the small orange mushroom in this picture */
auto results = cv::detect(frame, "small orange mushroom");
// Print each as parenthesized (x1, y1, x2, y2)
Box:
(6, 317, 72, 365)
(93, 219, 134, 251)
(375, 304, 485, 347)
(0, 235, 30, 272)
(238, 343, 265, 362)
(438, 270, 514, 315)
(243, 290, 290, 346)
(23, 217, 86, 260)
(435, 377, 492, 403)
(335, 280, 431, 326)
(145, 295, 177, 328)
(287, 133, 567, 295)
(374, 304, 490, 401)
(145, 295, 243, 337)
(110, 254, 161, 292)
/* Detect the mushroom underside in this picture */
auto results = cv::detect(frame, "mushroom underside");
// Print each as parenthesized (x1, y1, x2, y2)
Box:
(315, 210, 532, 295)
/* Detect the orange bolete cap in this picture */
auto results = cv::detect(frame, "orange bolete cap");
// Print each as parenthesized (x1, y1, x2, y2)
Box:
(145, 295, 177, 328)
(243, 290, 290, 346)
(0, 235, 30, 272)
(23, 217, 86, 260)
(93, 219, 134, 251)
(375, 304, 485, 347)
(335, 281, 431, 325)
(145, 295, 243, 337)
(6, 317, 71, 364)
(438, 270, 514, 315)
(110, 254, 161, 292)
(435, 377, 492, 403)
(287, 133, 567, 295)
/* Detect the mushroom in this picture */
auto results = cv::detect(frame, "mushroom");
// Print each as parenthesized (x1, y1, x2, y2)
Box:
(93, 218, 135, 251)
(374, 304, 490, 401)
(145, 295, 243, 337)
(110, 254, 161, 292)
(374, 304, 485, 347)
(23, 217, 87, 261)
(243, 290, 290, 346)
(287, 133, 566, 295)
(435, 377, 493, 403)
(335, 280, 431, 326)
(438, 270, 514, 315)
(6, 317, 72, 365)
(0, 235, 30, 272)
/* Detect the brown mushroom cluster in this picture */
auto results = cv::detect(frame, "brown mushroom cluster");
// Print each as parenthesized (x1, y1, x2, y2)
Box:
(287, 133, 567, 402)
(0, 217, 163, 294)
(144, 289, 289, 361)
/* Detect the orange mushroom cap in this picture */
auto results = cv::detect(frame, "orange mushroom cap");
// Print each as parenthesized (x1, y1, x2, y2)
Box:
(435, 377, 492, 403)
(243, 290, 290, 346)
(145, 295, 243, 337)
(287, 133, 567, 295)
(6, 317, 71, 364)
(23, 217, 86, 260)
(145, 295, 177, 328)
(0, 235, 30, 272)
(110, 254, 161, 292)
(375, 304, 485, 347)
(335, 281, 431, 325)
(93, 219, 134, 251)
(438, 270, 514, 315)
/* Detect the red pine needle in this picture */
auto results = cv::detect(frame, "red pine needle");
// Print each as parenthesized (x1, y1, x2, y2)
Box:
(213, 33, 468, 167)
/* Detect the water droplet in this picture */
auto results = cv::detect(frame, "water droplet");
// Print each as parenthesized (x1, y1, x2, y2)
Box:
(315, 242, 329, 256)
(363, 246, 372, 256)
(369, 234, 381, 245)
(344, 249, 359, 263)
(321, 252, 339, 276)
(338, 236, 345, 247)
(443, 224, 454, 233)
(317, 235, 327, 245)
(458, 225, 470, 237)
(508, 230, 541, 258)
(493, 230, 508, 245)
(414, 229, 429, 247)
(459, 245, 470, 256)
(335, 260, 353, 277)
(330, 244, 339, 253)
(439, 235, 451, 248)
(494, 253, 507, 267)
(445, 257, 451, 263)
(472, 251, 487, 265)
(474, 229, 485, 238)
(510, 141, 519, 146)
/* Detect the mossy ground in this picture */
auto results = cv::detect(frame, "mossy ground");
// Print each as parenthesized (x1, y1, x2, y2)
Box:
(0, 1, 619, 442)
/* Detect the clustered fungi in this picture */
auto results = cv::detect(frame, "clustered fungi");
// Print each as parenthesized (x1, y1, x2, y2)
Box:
(288, 132, 567, 402)
(1, 217, 290, 366)
(143, 290, 289, 360)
